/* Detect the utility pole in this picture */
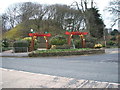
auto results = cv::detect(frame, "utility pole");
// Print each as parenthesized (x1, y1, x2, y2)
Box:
(103, 27, 107, 47)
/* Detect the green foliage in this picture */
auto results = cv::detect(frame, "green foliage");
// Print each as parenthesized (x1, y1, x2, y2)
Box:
(75, 40, 82, 48)
(85, 36, 97, 43)
(2, 39, 9, 47)
(87, 8, 104, 38)
(35, 48, 90, 53)
(50, 35, 67, 45)
(29, 48, 105, 57)
(85, 42, 95, 48)
(3, 23, 25, 40)
(3, 19, 64, 40)
(21, 37, 38, 50)
(56, 44, 71, 49)
(13, 41, 29, 52)
(107, 41, 116, 46)
(85, 36, 97, 48)
(13, 41, 29, 47)
(2, 47, 12, 52)
(74, 36, 97, 48)
(110, 36, 116, 41)
(110, 29, 119, 36)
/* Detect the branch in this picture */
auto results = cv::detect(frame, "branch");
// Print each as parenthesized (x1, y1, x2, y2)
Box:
(111, 18, 120, 27)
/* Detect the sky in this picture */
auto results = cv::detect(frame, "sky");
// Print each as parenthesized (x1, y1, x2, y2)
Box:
(0, 0, 117, 29)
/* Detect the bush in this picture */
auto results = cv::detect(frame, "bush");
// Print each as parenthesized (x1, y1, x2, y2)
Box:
(75, 40, 82, 48)
(56, 44, 71, 49)
(85, 36, 97, 48)
(86, 42, 95, 48)
(85, 36, 97, 43)
(13, 41, 29, 53)
(94, 43, 102, 48)
(110, 36, 116, 41)
(50, 35, 67, 45)
(107, 41, 116, 46)
(2, 47, 12, 52)
(75, 36, 97, 48)
(22, 37, 38, 50)
(2, 39, 9, 47)
(51, 45, 56, 49)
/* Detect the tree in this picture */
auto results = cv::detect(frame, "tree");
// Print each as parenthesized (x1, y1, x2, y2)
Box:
(70, 0, 105, 38)
(86, 8, 105, 38)
(110, 29, 119, 36)
(107, 0, 120, 27)
(2, 3, 22, 29)
(1, 13, 9, 32)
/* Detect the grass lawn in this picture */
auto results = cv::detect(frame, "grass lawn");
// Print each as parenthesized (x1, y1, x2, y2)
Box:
(35, 48, 91, 53)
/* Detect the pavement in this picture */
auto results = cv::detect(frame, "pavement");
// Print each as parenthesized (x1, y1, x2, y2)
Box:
(0, 48, 119, 88)
(0, 48, 119, 57)
(0, 52, 28, 57)
(0, 68, 119, 88)
(0, 50, 29, 57)
(0, 48, 47, 57)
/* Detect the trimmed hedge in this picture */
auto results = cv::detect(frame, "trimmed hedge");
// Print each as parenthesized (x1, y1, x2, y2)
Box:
(13, 41, 29, 53)
(50, 35, 67, 45)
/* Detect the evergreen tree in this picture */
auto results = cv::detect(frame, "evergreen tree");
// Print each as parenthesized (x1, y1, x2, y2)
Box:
(86, 8, 105, 38)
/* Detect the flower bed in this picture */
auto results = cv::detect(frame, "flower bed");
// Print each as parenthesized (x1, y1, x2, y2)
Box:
(28, 48, 105, 57)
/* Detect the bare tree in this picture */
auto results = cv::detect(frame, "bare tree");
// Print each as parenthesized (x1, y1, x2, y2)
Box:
(70, 0, 105, 38)
(3, 3, 22, 29)
(107, 0, 120, 27)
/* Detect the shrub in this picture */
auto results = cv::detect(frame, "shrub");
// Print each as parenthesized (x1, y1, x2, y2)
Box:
(22, 37, 38, 50)
(2, 47, 12, 52)
(94, 43, 102, 48)
(56, 44, 71, 49)
(107, 41, 116, 46)
(110, 36, 116, 41)
(50, 35, 67, 45)
(85, 36, 97, 48)
(75, 36, 97, 48)
(75, 40, 82, 48)
(51, 45, 56, 49)
(85, 36, 97, 43)
(86, 42, 95, 48)
(13, 41, 29, 53)
(2, 39, 9, 47)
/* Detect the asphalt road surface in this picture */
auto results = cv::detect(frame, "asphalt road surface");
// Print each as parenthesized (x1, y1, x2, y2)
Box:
(1, 48, 119, 83)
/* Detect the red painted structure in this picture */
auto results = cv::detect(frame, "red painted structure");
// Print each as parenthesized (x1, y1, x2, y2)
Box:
(65, 31, 88, 35)
(65, 31, 88, 48)
(29, 33, 51, 51)
(29, 33, 51, 37)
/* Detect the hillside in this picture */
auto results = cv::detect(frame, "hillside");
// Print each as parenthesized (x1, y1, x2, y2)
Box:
(3, 20, 64, 40)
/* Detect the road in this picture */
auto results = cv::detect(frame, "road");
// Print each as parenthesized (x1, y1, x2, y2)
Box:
(1, 48, 119, 83)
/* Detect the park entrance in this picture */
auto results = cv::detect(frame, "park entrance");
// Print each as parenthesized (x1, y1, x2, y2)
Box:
(29, 33, 51, 51)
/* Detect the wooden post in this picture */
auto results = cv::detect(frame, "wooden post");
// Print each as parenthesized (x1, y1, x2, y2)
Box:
(82, 38, 85, 48)
(30, 36, 34, 51)
(68, 34, 72, 45)
(44, 36, 49, 49)
(80, 35, 85, 48)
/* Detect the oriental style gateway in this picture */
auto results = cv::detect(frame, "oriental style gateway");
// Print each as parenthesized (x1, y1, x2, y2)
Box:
(29, 31, 88, 51)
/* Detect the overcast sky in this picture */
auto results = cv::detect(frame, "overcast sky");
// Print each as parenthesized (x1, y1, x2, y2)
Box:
(0, 0, 117, 29)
